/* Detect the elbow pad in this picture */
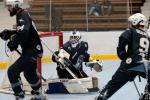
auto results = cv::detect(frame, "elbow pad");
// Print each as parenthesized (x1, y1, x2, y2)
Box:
(117, 47, 127, 60)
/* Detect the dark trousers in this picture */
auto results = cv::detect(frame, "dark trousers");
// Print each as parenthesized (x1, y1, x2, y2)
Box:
(7, 53, 41, 96)
(101, 62, 150, 99)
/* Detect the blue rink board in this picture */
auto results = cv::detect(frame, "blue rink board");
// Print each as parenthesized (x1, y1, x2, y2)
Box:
(0, 60, 147, 100)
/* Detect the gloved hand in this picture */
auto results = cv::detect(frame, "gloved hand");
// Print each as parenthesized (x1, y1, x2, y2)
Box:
(0, 29, 12, 41)
(7, 41, 18, 51)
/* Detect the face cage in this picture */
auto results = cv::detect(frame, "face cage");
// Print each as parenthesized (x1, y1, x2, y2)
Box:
(70, 36, 80, 44)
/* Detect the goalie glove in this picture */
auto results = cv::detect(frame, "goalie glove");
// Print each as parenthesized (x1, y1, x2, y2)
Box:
(52, 49, 72, 69)
(85, 60, 103, 72)
(58, 48, 70, 59)
(52, 49, 70, 61)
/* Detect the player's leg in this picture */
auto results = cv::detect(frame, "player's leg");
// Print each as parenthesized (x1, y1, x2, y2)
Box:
(95, 66, 136, 100)
(23, 56, 46, 99)
(56, 66, 73, 78)
(7, 55, 26, 99)
(139, 69, 150, 100)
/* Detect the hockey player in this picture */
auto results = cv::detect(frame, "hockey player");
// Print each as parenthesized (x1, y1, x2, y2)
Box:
(0, 0, 45, 99)
(95, 13, 150, 100)
(52, 31, 90, 79)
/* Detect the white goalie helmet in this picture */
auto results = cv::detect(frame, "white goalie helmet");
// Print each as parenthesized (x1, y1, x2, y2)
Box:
(128, 13, 148, 27)
(5, 0, 23, 8)
(69, 31, 81, 44)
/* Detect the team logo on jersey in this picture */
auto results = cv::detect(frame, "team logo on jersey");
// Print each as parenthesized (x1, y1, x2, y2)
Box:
(84, 43, 88, 48)
(17, 25, 24, 31)
(68, 47, 71, 50)
(19, 18, 24, 23)
(126, 58, 132, 64)
(36, 44, 41, 51)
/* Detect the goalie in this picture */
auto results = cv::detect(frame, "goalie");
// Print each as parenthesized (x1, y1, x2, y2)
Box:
(52, 31, 102, 79)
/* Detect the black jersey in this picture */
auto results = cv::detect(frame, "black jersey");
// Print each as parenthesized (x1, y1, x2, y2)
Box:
(14, 9, 43, 55)
(62, 41, 89, 64)
(117, 28, 150, 62)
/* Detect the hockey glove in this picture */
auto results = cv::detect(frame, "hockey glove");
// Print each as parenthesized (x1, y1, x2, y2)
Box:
(0, 29, 12, 41)
(7, 41, 18, 51)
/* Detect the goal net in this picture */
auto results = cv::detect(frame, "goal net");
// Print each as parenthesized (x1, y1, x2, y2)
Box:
(0, 32, 63, 94)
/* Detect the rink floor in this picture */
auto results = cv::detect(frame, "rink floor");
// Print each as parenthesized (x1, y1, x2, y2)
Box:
(0, 60, 147, 100)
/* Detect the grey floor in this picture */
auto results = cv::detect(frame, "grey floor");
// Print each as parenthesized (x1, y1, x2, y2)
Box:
(0, 60, 147, 100)
(0, 1, 148, 100)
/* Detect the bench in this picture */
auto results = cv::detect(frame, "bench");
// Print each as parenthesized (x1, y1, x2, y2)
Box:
(29, 0, 142, 31)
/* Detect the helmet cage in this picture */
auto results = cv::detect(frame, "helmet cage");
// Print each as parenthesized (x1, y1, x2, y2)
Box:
(69, 31, 81, 44)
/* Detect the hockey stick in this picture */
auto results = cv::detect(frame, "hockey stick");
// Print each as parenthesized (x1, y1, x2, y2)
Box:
(133, 80, 141, 97)
(15, 49, 21, 55)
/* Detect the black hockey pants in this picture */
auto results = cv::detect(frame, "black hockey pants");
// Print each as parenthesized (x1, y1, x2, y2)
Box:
(7, 53, 41, 96)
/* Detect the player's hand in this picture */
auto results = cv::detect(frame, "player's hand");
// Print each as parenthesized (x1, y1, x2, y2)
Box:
(7, 41, 18, 51)
(0, 29, 12, 41)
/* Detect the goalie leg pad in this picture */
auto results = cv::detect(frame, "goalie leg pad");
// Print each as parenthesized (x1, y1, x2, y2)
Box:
(45, 82, 69, 94)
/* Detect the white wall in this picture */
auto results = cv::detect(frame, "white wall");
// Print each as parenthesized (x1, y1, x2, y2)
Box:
(63, 31, 122, 54)
(0, 31, 123, 62)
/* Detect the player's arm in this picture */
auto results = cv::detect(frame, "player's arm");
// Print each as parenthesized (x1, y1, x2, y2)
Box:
(78, 41, 88, 53)
(117, 31, 131, 60)
(0, 29, 17, 41)
(13, 12, 30, 45)
(6, 12, 30, 51)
